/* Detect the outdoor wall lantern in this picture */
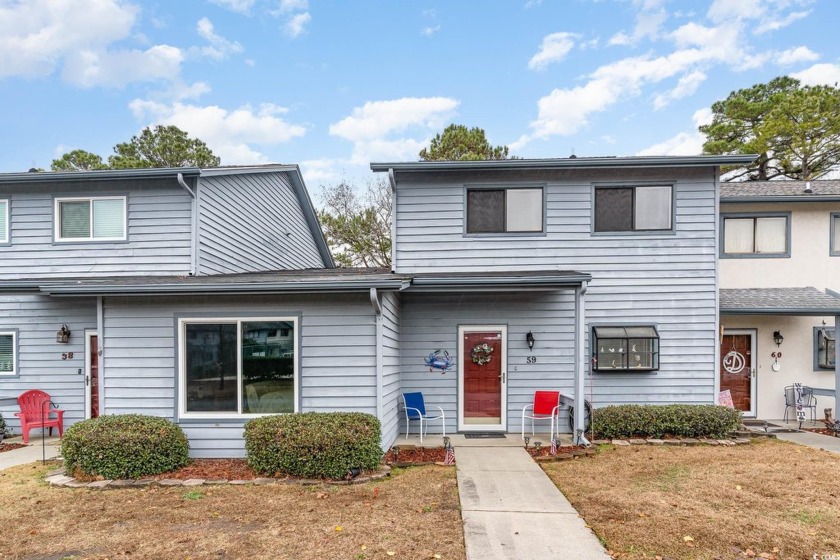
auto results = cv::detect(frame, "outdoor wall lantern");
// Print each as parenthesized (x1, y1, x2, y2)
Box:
(773, 330, 784, 347)
(56, 324, 71, 344)
(526, 331, 536, 351)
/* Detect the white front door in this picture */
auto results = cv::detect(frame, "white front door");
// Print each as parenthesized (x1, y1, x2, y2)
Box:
(458, 325, 507, 431)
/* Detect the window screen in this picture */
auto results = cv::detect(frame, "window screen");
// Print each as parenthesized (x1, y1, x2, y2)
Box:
(0, 332, 15, 374)
(0, 200, 7, 243)
(594, 188, 633, 232)
(59, 201, 91, 239)
(466, 188, 543, 233)
(467, 190, 505, 233)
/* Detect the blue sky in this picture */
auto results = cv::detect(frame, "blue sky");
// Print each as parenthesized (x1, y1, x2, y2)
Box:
(1, 0, 839, 188)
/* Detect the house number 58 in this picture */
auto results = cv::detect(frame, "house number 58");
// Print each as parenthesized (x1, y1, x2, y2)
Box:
(526, 356, 537, 364)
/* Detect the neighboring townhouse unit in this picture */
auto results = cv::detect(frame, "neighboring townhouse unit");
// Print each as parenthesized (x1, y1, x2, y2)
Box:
(719, 180, 840, 420)
(2, 155, 763, 457)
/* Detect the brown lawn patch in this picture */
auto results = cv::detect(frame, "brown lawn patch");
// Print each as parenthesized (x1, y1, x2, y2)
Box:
(0, 462, 464, 560)
(542, 439, 840, 559)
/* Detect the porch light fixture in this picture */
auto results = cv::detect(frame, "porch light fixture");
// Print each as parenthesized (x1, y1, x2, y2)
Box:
(56, 324, 71, 344)
(526, 331, 536, 351)
(773, 330, 784, 347)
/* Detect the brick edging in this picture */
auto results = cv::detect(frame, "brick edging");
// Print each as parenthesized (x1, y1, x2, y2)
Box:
(45, 465, 392, 490)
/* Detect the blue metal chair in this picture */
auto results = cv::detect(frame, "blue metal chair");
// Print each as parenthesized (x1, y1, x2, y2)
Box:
(401, 392, 445, 443)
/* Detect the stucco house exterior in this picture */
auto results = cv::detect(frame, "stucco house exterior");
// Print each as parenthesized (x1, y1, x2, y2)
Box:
(719, 180, 840, 420)
(1, 155, 763, 457)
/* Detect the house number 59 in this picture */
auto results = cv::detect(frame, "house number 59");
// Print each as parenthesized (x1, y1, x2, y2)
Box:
(526, 356, 537, 364)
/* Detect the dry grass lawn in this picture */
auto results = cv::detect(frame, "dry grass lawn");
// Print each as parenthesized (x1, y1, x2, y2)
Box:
(0, 463, 464, 560)
(543, 439, 840, 559)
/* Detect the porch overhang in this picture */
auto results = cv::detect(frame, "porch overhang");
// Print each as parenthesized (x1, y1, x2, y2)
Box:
(720, 287, 840, 316)
(406, 270, 591, 292)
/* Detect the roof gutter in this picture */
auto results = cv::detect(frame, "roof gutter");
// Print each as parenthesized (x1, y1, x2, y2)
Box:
(721, 308, 840, 316)
(0, 167, 201, 184)
(409, 273, 592, 292)
(722, 196, 840, 203)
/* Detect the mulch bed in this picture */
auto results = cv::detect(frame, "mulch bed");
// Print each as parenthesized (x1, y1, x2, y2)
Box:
(150, 459, 258, 480)
(384, 447, 446, 465)
(0, 442, 27, 454)
(804, 427, 840, 437)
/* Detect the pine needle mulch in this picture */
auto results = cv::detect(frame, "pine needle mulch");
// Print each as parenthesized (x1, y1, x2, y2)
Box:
(543, 439, 840, 560)
(0, 462, 464, 560)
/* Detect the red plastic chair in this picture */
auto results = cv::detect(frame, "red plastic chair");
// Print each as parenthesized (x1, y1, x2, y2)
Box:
(521, 390, 561, 441)
(15, 390, 64, 444)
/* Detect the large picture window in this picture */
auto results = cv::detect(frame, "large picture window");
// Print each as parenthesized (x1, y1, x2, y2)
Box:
(722, 214, 789, 257)
(466, 187, 544, 234)
(0, 331, 16, 375)
(592, 326, 659, 372)
(55, 196, 126, 242)
(594, 186, 672, 232)
(0, 199, 8, 243)
(179, 318, 297, 417)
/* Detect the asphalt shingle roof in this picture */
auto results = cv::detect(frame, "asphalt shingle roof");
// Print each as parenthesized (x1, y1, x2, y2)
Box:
(720, 287, 840, 315)
(720, 180, 840, 199)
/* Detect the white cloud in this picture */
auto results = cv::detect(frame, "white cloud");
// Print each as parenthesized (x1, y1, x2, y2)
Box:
(284, 12, 311, 38)
(528, 32, 578, 70)
(330, 97, 459, 163)
(276, 0, 308, 14)
(707, 0, 810, 34)
(791, 63, 840, 86)
(421, 24, 441, 37)
(129, 99, 306, 164)
(194, 17, 244, 60)
(777, 46, 819, 66)
(608, 7, 667, 46)
(636, 108, 714, 156)
(653, 70, 707, 110)
(208, 0, 256, 15)
(755, 10, 810, 34)
(0, 0, 187, 87)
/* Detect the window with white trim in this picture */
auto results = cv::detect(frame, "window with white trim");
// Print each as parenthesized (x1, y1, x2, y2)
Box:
(722, 215, 788, 256)
(592, 326, 660, 372)
(594, 186, 673, 232)
(0, 199, 8, 243)
(466, 187, 544, 233)
(179, 318, 297, 417)
(0, 331, 16, 375)
(55, 197, 126, 241)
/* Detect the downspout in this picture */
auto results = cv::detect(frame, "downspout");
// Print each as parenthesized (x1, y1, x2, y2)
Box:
(574, 281, 590, 446)
(388, 169, 397, 273)
(97, 296, 104, 416)
(371, 288, 384, 443)
(177, 173, 198, 276)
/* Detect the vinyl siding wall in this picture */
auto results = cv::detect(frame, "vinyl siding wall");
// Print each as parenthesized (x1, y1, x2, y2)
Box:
(101, 294, 377, 457)
(0, 178, 192, 279)
(393, 167, 719, 411)
(380, 291, 401, 447)
(0, 295, 97, 431)
(197, 172, 324, 275)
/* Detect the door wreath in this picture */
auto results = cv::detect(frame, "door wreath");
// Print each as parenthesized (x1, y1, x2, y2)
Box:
(470, 343, 494, 366)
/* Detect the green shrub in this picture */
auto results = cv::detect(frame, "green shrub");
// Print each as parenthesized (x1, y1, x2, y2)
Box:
(61, 414, 189, 479)
(0, 413, 6, 432)
(245, 412, 382, 479)
(591, 404, 741, 439)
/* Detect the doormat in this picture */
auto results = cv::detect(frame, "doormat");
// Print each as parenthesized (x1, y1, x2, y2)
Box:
(742, 420, 781, 428)
(464, 433, 506, 439)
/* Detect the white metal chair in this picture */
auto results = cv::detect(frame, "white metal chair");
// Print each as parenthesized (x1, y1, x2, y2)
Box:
(401, 392, 445, 443)
(784, 384, 817, 422)
(521, 390, 561, 441)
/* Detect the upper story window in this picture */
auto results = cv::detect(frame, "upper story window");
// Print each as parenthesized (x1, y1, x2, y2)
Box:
(592, 325, 660, 372)
(594, 186, 673, 233)
(722, 213, 789, 258)
(178, 317, 298, 418)
(55, 197, 126, 242)
(831, 213, 840, 256)
(0, 331, 16, 376)
(466, 187, 544, 234)
(0, 199, 8, 243)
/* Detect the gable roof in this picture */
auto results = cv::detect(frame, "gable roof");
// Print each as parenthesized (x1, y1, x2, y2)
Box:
(721, 179, 840, 202)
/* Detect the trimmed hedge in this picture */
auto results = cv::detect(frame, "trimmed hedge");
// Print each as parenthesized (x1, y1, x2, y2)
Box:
(591, 404, 741, 439)
(0, 413, 5, 432)
(245, 412, 382, 479)
(61, 414, 190, 479)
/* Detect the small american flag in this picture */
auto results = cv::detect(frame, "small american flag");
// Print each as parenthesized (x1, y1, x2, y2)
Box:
(550, 438, 557, 456)
(444, 445, 455, 465)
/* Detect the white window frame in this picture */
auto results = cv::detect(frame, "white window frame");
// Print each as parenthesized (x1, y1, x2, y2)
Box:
(54, 196, 127, 242)
(0, 330, 17, 376)
(177, 317, 299, 419)
(0, 199, 9, 244)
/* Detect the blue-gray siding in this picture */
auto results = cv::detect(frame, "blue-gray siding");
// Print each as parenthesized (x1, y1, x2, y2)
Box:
(197, 172, 324, 275)
(101, 294, 377, 457)
(380, 291, 401, 447)
(394, 167, 719, 410)
(0, 295, 97, 431)
(0, 178, 192, 279)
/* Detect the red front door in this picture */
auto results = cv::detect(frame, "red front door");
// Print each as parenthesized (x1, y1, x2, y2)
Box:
(720, 333, 753, 413)
(89, 335, 99, 418)
(463, 330, 503, 424)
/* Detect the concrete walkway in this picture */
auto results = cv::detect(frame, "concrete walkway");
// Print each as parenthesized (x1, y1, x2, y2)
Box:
(772, 430, 840, 454)
(0, 435, 61, 471)
(455, 446, 611, 560)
